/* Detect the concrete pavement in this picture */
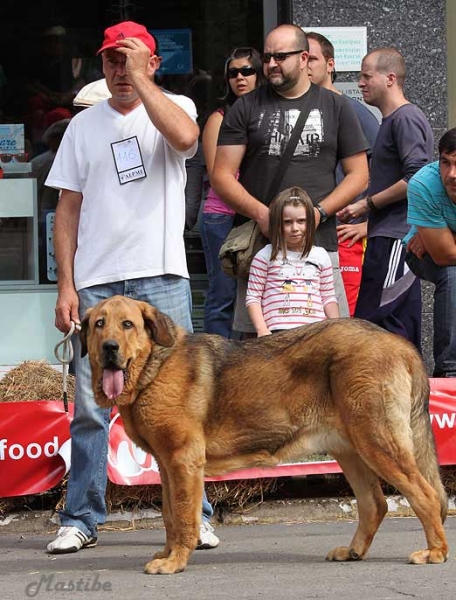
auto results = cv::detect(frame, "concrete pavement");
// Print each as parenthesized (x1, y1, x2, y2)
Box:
(1, 516, 456, 600)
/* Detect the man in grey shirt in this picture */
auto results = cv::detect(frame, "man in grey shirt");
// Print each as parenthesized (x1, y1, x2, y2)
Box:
(338, 47, 433, 349)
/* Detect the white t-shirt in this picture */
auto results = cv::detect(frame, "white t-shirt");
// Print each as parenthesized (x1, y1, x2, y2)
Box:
(46, 91, 197, 291)
(246, 244, 337, 330)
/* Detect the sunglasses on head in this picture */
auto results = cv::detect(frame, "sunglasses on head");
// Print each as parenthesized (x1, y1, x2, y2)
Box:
(227, 66, 256, 78)
(262, 49, 304, 63)
(0, 152, 28, 163)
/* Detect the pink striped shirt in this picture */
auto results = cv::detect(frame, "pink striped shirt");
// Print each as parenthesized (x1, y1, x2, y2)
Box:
(246, 245, 337, 330)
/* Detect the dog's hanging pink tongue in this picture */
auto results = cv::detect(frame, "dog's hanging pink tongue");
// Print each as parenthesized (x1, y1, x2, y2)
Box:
(102, 369, 124, 400)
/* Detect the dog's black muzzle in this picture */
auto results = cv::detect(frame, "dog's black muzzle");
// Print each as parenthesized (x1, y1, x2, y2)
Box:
(102, 339, 120, 367)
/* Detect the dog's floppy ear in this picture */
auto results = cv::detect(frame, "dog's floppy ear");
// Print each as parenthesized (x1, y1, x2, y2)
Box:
(140, 302, 175, 347)
(79, 307, 93, 358)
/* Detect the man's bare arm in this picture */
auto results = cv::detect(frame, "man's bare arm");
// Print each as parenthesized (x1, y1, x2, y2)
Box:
(135, 73, 199, 152)
(54, 190, 83, 332)
(338, 178, 408, 222)
(118, 38, 199, 152)
(212, 145, 270, 236)
(415, 226, 456, 266)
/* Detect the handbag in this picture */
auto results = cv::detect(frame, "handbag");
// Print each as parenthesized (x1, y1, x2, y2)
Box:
(218, 220, 267, 280)
(219, 85, 320, 280)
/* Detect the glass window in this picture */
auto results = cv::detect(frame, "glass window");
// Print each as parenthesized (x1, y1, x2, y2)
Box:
(0, 0, 265, 291)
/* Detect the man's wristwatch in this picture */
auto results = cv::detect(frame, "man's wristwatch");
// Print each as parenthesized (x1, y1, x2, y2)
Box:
(315, 204, 329, 223)
(366, 196, 378, 211)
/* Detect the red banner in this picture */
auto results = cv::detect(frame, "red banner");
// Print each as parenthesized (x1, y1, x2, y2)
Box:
(428, 378, 456, 465)
(1, 379, 456, 496)
(0, 401, 73, 497)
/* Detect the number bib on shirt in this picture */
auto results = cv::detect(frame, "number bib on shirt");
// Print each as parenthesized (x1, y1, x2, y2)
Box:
(111, 136, 147, 184)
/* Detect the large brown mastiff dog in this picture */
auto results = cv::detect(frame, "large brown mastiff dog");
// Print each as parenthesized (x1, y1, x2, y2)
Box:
(80, 295, 448, 574)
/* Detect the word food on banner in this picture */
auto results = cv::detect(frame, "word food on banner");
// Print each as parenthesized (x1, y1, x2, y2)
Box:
(0, 437, 59, 460)
(0, 401, 73, 497)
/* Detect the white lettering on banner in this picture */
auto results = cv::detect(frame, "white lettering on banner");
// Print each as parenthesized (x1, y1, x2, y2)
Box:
(108, 411, 159, 477)
(340, 266, 360, 272)
(0, 437, 59, 460)
(430, 413, 456, 429)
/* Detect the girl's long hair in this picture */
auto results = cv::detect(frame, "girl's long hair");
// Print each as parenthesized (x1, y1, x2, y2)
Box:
(269, 187, 316, 261)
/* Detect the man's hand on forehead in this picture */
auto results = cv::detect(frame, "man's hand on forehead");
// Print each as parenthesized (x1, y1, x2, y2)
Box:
(115, 37, 153, 55)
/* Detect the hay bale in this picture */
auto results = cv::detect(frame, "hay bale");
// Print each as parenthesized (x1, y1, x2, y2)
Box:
(0, 360, 74, 403)
(105, 482, 162, 514)
(102, 478, 282, 517)
(0, 360, 74, 515)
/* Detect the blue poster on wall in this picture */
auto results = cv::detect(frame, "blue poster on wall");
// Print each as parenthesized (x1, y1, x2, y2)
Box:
(150, 28, 193, 75)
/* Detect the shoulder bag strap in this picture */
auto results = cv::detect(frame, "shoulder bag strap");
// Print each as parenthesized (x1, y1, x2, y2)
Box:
(265, 84, 320, 204)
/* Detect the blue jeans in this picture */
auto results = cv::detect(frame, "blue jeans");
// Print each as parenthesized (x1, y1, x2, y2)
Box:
(406, 252, 456, 377)
(60, 276, 214, 537)
(200, 213, 236, 337)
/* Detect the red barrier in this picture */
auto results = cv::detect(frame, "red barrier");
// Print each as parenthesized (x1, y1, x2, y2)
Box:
(0, 401, 73, 497)
(1, 379, 455, 496)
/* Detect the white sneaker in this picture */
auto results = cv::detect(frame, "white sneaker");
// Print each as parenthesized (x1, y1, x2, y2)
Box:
(46, 526, 98, 554)
(196, 521, 220, 549)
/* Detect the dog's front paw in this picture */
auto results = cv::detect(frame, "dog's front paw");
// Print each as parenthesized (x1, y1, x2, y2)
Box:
(144, 557, 186, 575)
(326, 546, 363, 561)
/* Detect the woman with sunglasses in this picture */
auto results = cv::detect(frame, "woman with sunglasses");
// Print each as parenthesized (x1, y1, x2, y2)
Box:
(201, 47, 265, 338)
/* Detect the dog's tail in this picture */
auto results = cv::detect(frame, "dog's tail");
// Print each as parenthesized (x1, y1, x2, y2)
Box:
(410, 362, 448, 522)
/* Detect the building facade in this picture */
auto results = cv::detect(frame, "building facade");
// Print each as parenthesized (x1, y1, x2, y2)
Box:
(0, 0, 450, 369)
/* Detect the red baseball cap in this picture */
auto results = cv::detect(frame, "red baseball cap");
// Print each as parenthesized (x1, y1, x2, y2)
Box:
(97, 21, 156, 55)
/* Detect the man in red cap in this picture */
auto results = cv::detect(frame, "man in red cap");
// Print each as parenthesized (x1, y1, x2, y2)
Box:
(45, 21, 219, 554)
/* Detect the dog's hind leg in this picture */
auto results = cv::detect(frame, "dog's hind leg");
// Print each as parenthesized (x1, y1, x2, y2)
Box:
(347, 428, 448, 565)
(326, 452, 387, 562)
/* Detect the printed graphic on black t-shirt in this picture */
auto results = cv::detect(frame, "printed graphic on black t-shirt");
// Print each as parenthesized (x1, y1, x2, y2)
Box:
(264, 107, 323, 157)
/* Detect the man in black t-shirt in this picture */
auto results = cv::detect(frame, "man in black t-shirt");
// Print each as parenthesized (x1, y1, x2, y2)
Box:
(212, 24, 369, 336)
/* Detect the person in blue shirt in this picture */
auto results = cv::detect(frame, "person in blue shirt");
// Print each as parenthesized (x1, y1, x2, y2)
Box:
(404, 128, 456, 378)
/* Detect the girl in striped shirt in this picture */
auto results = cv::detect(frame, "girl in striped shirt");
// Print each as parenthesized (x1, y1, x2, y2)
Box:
(246, 187, 340, 336)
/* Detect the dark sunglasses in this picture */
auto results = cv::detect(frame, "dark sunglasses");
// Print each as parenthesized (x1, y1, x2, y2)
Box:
(0, 152, 28, 163)
(227, 66, 256, 79)
(262, 50, 304, 63)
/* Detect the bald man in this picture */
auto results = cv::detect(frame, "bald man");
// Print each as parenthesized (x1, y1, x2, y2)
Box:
(338, 48, 434, 349)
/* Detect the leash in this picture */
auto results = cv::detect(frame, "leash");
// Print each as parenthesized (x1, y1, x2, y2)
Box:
(54, 321, 81, 412)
